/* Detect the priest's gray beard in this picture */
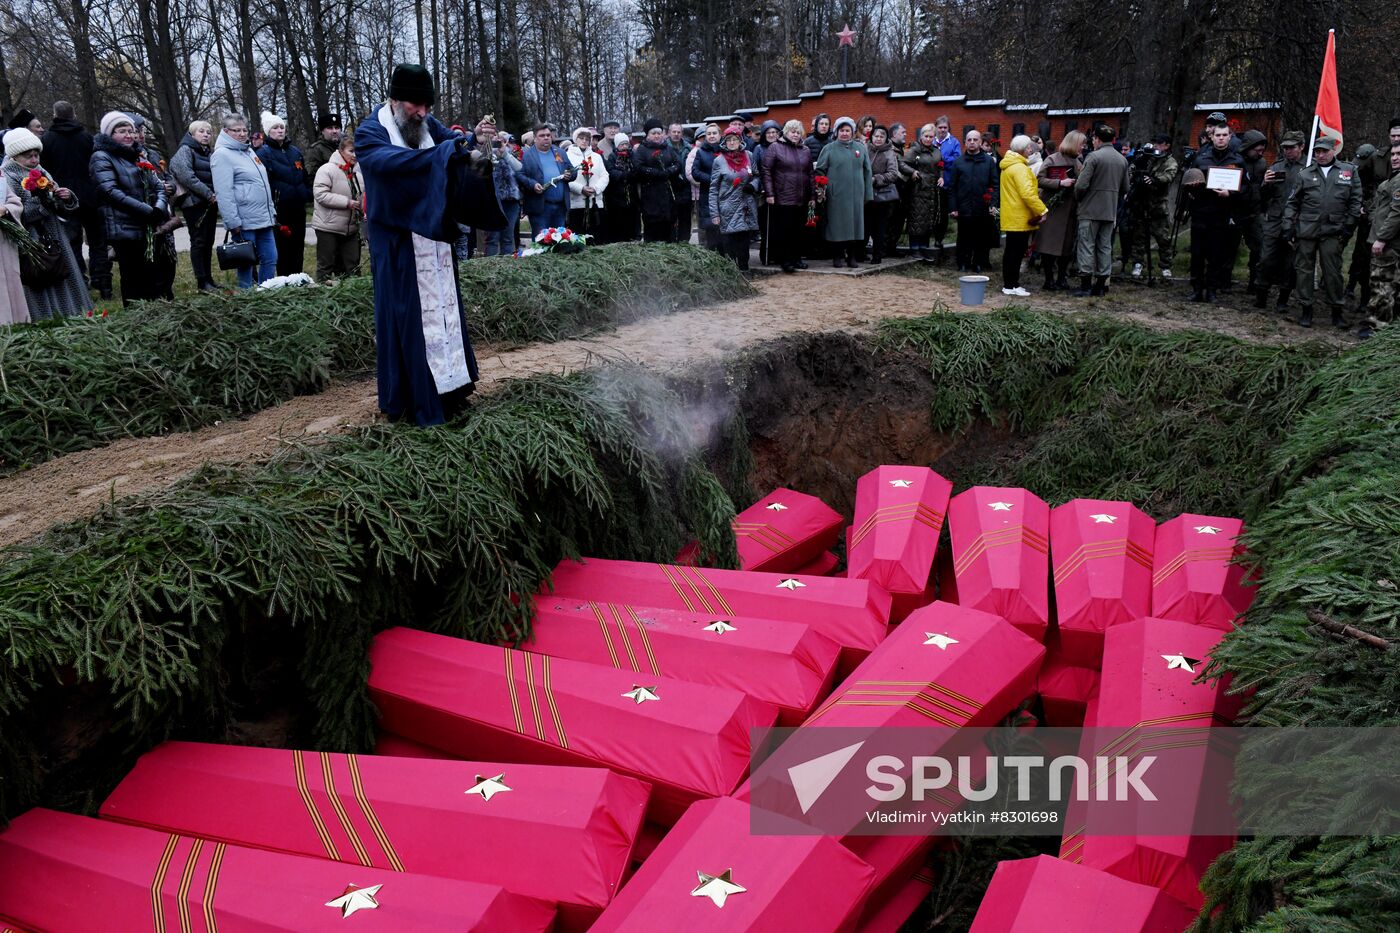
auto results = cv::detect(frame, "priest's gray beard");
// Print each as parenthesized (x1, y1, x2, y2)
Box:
(392, 101, 426, 148)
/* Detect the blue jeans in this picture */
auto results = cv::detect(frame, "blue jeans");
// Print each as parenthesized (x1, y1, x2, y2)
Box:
(234, 226, 278, 288)
(526, 202, 568, 242)
(485, 202, 521, 256)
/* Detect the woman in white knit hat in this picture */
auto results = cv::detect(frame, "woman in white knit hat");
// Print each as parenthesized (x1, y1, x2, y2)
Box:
(255, 110, 312, 277)
(1, 127, 91, 319)
(90, 110, 176, 304)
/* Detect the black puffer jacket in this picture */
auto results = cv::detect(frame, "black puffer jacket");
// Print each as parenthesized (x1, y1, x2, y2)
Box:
(169, 133, 216, 207)
(89, 133, 169, 242)
(256, 138, 311, 208)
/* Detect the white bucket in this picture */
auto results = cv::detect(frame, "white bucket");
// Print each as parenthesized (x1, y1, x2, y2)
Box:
(959, 275, 990, 306)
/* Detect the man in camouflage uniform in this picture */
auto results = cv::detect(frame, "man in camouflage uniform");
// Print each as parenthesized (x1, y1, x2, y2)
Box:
(1126, 133, 1179, 279)
(1235, 129, 1269, 296)
(1359, 142, 1400, 338)
(1255, 130, 1307, 311)
(1283, 134, 1363, 328)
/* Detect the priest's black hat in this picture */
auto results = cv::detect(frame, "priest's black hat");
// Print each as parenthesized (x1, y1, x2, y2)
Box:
(317, 112, 342, 130)
(388, 64, 436, 106)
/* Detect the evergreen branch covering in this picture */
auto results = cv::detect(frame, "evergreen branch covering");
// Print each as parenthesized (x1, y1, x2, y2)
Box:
(0, 244, 751, 473)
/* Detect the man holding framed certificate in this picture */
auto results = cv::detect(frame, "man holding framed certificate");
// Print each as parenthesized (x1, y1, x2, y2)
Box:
(1188, 124, 1247, 302)
(1283, 134, 1363, 328)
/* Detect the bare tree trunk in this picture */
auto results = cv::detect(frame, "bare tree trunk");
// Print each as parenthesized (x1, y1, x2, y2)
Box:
(236, 0, 260, 121)
(67, 0, 102, 127)
(0, 37, 13, 124)
(268, 0, 317, 138)
(416, 0, 427, 64)
(209, 0, 241, 113)
(138, 0, 187, 141)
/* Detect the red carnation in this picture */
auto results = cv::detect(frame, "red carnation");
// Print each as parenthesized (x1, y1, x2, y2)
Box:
(731, 177, 743, 187)
(278, 225, 292, 236)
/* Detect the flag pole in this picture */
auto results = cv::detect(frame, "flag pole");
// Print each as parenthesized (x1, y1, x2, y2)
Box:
(1306, 114, 1319, 167)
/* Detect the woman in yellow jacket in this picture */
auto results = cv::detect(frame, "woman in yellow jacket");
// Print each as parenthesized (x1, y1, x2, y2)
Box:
(998, 135, 1048, 296)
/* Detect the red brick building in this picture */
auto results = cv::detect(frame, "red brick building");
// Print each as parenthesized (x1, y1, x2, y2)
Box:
(693, 84, 1281, 150)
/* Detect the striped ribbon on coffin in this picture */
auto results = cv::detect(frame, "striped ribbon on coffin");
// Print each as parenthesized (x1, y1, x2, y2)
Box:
(1050, 498, 1155, 668)
(946, 487, 1052, 643)
(526, 595, 842, 725)
(368, 627, 777, 825)
(968, 855, 1195, 932)
(732, 488, 844, 572)
(739, 601, 1045, 909)
(1151, 514, 1255, 631)
(544, 557, 892, 677)
(1059, 617, 1243, 912)
(99, 740, 648, 933)
(590, 796, 876, 933)
(0, 808, 554, 932)
(846, 466, 953, 620)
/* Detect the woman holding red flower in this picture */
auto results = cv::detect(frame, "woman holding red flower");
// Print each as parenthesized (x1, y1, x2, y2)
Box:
(707, 127, 759, 270)
(90, 112, 178, 305)
(759, 119, 814, 274)
(2, 127, 91, 319)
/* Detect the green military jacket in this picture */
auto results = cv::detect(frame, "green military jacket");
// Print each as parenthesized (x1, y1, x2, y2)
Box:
(1283, 160, 1363, 240)
(1368, 173, 1400, 245)
(1134, 152, 1177, 209)
(1259, 157, 1305, 237)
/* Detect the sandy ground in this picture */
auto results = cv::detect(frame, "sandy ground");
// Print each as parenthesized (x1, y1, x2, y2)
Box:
(0, 267, 1348, 548)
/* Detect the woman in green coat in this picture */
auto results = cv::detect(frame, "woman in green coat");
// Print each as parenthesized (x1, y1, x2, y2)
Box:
(815, 116, 873, 267)
(899, 123, 945, 260)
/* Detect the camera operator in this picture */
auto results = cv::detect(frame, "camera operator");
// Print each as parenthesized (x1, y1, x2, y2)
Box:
(1125, 133, 1179, 279)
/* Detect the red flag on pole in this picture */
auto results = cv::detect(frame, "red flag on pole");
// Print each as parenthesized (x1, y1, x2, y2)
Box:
(1311, 29, 1342, 158)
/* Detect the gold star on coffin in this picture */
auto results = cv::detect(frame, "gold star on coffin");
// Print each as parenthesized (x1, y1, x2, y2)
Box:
(326, 883, 383, 918)
(765, 502, 788, 511)
(888, 479, 914, 488)
(1089, 513, 1118, 524)
(1194, 525, 1222, 535)
(988, 501, 1014, 511)
(703, 620, 737, 634)
(691, 868, 747, 908)
(923, 632, 959, 650)
(465, 773, 511, 801)
(776, 578, 806, 590)
(1162, 653, 1202, 673)
(622, 685, 661, 704)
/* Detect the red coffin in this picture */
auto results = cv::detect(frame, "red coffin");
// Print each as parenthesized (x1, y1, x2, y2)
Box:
(947, 487, 1051, 642)
(795, 550, 840, 576)
(1050, 498, 1155, 667)
(1060, 617, 1242, 911)
(545, 557, 892, 675)
(100, 741, 648, 932)
(1151, 514, 1255, 630)
(790, 602, 1045, 905)
(591, 796, 876, 932)
(732, 488, 844, 572)
(373, 733, 454, 759)
(368, 627, 776, 824)
(0, 808, 554, 932)
(526, 595, 841, 725)
(853, 868, 935, 933)
(846, 466, 953, 614)
(968, 855, 1195, 932)
(1036, 653, 1100, 727)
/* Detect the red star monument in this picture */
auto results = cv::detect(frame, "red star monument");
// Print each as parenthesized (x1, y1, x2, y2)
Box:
(837, 24, 856, 47)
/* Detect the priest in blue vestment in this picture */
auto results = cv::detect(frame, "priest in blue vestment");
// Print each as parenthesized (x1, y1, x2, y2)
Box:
(355, 64, 505, 425)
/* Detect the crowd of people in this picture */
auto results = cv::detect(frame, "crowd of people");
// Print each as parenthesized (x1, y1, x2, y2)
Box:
(2, 94, 1397, 338)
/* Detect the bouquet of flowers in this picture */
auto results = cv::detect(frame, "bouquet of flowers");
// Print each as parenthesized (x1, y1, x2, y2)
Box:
(528, 226, 591, 256)
(0, 213, 43, 262)
(580, 155, 596, 209)
(21, 169, 60, 209)
(983, 186, 999, 219)
(814, 174, 829, 203)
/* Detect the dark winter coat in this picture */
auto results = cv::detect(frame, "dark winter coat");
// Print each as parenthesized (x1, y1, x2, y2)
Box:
(1259, 156, 1304, 239)
(603, 149, 636, 211)
(1189, 144, 1246, 223)
(89, 133, 170, 242)
(169, 133, 216, 207)
(815, 138, 873, 242)
(948, 150, 999, 217)
(708, 149, 760, 234)
(869, 142, 902, 203)
(898, 141, 944, 236)
(690, 140, 721, 226)
(304, 136, 339, 184)
(760, 137, 813, 207)
(1036, 151, 1082, 257)
(633, 140, 680, 222)
(804, 131, 832, 164)
(256, 138, 312, 209)
(39, 117, 96, 204)
(667, 138, 692, 198)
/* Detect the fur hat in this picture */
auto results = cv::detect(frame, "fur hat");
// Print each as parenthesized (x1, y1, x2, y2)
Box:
(643, 118, 664, 133)
(261, 111, 286, 134)
(3, 127, 42, 158)
(388, 63, 436, 106)
(6, 109, 37, 131)
(833, 116, 856, 134)
(100, 110, 135, 137)
(317, 113, 341, 130)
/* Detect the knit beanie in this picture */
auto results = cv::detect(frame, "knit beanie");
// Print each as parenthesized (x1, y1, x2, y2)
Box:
(613, 132, 630, 149)
(262, 111, 286, 134)
(100, 111, 135, 137)
(3, 127, 42, 158)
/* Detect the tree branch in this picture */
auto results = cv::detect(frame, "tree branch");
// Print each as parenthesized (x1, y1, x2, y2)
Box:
(1306, 609, 1391, 651)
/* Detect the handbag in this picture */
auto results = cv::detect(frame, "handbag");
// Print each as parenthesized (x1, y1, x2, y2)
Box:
(19, 232, 69, 289)
(215, 231, 257, 270)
